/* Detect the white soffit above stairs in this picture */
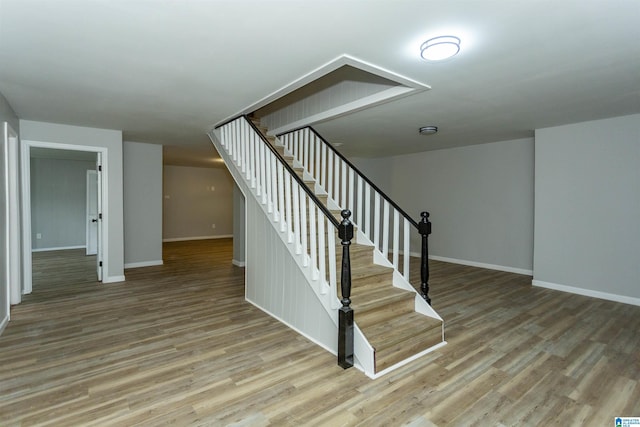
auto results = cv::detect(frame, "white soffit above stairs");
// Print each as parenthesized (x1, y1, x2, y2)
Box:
(215, 55, 430, 134)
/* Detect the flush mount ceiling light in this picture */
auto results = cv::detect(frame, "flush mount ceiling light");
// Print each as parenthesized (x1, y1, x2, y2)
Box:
(420, 36, 460, 61)
(419, 126, 438, 135)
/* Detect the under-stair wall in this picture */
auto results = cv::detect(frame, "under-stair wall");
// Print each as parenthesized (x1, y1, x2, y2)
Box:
(208, 120, 346, 360)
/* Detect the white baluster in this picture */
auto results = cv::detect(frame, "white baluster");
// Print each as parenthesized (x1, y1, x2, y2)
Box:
(309, 199, 318, 279)
(348, 168, 354, 220)
(293, 180, 301, 253)
(271, 154, 278, 221)
(319, 143, 326, 190)
(364, 182, 371, 239)
(382, 201, 390, 258)
(318, 209, 326, 292)
(285, 172, 293, 241)
(327, 150, 334, 199)
(266, 148, 273, 212)
(277, 163, 285, 230)
(300, 188, 308, 265)
(334, 155, 340, 206)
(393, 209, 399, 270)
(341, 160, 347, 208)
(315, 135, 321, 184)
(356, 176, 360, 229)
(403, 218, 410, 280)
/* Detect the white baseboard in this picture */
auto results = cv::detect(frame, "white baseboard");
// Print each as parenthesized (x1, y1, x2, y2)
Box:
(532, 279, 640, 307)
(232, 259, 246, 267)
(32, 245, 86, 252)
(102, 275, 126, 284)
(124, 260, 164, 269)
(163, 235, 233, 242)
(429, 255, 533, 276)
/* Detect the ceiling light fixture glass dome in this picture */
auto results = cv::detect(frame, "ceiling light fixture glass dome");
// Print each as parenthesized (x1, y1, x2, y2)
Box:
(420, 36, 461, 61)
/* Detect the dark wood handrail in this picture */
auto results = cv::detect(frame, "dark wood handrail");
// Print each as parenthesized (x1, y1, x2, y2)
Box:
(240, 116, 341, 229)
(277, 126, 419, 229)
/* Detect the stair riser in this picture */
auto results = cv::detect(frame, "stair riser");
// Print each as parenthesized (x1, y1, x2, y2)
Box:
(375, 326, 443, 372)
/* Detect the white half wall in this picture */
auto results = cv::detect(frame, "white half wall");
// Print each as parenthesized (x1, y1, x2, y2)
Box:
(353, 137, 535, 273)
(20, 120, 124, 282)
(124, 141, 163, 268)
(534, 114, 640, 302)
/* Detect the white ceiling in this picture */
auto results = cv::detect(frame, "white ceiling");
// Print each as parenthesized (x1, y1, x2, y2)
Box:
(1, 0, 639, 162)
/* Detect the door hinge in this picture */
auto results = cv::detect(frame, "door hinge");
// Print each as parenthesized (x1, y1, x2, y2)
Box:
(99, 261, 103, 267)
(99, 213, 102, 220)
(98, 165, 102, 172)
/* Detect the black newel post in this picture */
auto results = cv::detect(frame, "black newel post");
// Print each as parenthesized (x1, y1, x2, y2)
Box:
(338, 209, 354, 369)
(418, 211, 432, 305)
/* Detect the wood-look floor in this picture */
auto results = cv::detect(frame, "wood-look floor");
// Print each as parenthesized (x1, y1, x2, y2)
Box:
(1, 239, 638, 426)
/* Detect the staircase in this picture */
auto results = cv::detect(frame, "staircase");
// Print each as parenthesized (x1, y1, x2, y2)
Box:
(210, 116, 445, 377)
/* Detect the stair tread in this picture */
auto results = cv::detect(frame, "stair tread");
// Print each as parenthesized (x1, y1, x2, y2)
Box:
(355, 303, 416, 330)
(361, 312, 441, 351)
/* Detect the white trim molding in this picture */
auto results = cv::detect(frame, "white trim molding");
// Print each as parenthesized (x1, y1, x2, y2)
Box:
(429, 255, 533, 276)
(32, 245, 86, 252)
(163, 235, 233, 242)
(214, 54, 430, 131)
(102, 275, 125, 284)
(124, 260, 164, 269)
(532, 280, 640, 307)
(232, 259, 245, 267)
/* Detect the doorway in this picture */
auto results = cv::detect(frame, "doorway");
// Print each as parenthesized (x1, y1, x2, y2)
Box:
(21, 141, 107, 295)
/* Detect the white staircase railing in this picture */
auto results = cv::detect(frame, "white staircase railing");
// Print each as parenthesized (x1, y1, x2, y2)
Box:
(278, 127, 428, 296)
(218, 118, 343, 305)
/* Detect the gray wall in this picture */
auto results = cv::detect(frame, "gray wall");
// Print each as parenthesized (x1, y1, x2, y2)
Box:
(534, 114, 640, 301)
(352, 137, 535, 274)
(1, 92, 19, 332)
(163, 165, 234, 241)
(123, 141, 163, 267)
(21, 120, 125, 282)
(30, 157, 96, 250)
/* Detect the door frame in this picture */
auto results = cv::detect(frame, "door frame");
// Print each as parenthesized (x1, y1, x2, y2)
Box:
(4, 123, 20, 308)
(20, 140, 108, 294)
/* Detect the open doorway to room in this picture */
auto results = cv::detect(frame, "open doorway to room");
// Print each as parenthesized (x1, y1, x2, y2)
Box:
(21, 142, 107, 297)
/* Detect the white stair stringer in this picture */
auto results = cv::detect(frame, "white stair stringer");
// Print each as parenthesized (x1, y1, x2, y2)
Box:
(209, 127, 375, 376)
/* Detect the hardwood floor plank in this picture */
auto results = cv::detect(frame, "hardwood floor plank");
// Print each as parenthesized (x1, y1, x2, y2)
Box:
(1, 239, 639, 425)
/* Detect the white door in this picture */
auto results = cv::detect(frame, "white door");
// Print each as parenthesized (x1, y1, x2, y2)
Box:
(96, 154, 103, 282)
(86, 170, 98, 255)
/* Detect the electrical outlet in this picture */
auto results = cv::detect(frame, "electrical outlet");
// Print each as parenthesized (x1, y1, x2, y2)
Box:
(211, 224, 216, 229)
(164, 195, 170, 199)
(36, 233, 42, 239)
